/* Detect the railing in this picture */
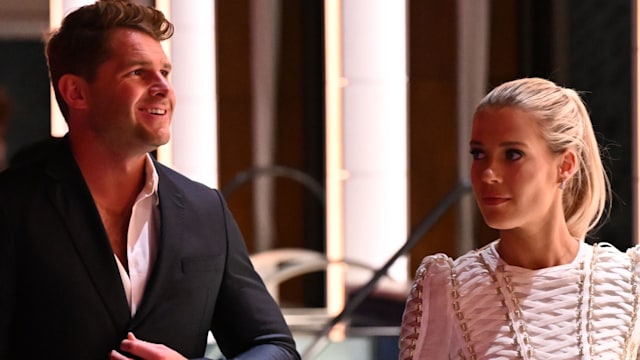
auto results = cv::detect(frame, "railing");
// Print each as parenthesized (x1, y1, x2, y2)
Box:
(221, 166, 472, 359)
(300, 181, 471, 359)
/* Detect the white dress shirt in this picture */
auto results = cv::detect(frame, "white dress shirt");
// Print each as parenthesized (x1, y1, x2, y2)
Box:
(114, 154, 160, 316)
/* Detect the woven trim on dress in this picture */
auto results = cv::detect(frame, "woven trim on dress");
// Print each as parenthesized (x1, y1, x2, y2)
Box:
(624, 245, 640, 359)
(398, 254, 451, 360)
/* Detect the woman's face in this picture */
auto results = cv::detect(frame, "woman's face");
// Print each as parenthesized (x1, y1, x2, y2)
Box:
(469, 106, 564, 232)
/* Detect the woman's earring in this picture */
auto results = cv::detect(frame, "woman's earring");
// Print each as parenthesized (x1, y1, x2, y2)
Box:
(559, 179, 566, 190)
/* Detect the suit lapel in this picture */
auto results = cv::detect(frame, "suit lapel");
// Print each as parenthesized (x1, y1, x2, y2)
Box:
(45, 138, 131, 329)
(131, 165, 185, 326)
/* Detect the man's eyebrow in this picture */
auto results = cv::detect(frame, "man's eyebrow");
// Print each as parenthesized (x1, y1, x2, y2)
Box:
(123, 59, 172, 71)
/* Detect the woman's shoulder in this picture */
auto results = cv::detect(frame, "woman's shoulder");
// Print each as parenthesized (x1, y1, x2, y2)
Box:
(413, 253, 453, 278)
(623, 243, 640, 274)
(400, 246, 495, 359)
(589, 242, 640, 276)
(411, 244, 492, 285)
(591, 241, 640, 260)
(625, 243, 640, 259)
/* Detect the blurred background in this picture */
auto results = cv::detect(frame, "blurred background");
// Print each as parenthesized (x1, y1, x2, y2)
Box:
(0, 0, 635, 358)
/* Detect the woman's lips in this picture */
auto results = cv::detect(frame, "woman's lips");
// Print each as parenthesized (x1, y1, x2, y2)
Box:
(481, 196, 510, 206)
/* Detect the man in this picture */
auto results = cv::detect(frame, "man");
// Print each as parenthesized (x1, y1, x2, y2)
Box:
(0, 87, 9, 170)
(0, 1, 299, 359)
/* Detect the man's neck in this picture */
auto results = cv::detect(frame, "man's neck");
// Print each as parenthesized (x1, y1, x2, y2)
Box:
(70, 133, 148, 213)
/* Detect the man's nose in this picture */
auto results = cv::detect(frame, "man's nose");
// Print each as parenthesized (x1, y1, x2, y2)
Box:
(149, 74, 171, 97)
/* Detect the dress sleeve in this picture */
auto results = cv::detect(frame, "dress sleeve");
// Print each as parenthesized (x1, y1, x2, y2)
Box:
(398, 254, 455, 360)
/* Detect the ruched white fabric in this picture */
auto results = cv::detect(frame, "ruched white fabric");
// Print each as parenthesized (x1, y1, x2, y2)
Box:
(399, 241, 640, 360)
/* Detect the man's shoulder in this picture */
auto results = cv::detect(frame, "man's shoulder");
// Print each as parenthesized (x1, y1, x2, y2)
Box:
(0, 136, 82, 202)
(10, 136, 64, 167)
(154, 161, 222, 202)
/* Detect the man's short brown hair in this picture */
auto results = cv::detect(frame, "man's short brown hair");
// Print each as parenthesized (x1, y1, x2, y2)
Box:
(45, 0, 174, 119)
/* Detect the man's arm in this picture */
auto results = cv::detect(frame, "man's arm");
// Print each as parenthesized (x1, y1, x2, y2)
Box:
(111, 333, 296, 360)
(0, 193, 16, 358)
(209, 192, 300, 360)
(109, 189, 299, 360)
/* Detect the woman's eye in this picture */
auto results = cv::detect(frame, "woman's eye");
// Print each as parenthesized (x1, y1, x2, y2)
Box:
(469, 148, 485, 160)
(506, 149, 523, 161)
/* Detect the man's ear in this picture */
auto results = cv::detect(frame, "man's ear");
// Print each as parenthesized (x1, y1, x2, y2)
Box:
(58, 74, 89, 110)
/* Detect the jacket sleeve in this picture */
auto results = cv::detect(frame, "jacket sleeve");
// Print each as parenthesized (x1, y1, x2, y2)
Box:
(209, 191, 300, 360)
(0, 188, 16, 358)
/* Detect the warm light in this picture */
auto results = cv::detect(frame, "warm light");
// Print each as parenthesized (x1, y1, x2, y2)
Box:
(324, 0, 346, 341)
(340, 0, 408, 285)
(48, 0, 71, 136)
(154, 0, 173, 167)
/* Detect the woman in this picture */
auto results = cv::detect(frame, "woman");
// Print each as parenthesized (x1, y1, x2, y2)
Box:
(399, 77, 640, 359)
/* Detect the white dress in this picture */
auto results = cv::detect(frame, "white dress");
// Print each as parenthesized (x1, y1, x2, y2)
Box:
(399, 241, 640, 360)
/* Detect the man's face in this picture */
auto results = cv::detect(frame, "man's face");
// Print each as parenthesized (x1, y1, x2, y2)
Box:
(84, 28, 175, 156)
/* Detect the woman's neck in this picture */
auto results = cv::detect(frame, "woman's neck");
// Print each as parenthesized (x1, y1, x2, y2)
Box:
(496, 230, 580, 269)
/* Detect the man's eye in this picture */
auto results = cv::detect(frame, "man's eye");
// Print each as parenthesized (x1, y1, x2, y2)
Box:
(469, 148, 485, 160)
(131, 69, 142, 76)
(506, 149, 523, 161)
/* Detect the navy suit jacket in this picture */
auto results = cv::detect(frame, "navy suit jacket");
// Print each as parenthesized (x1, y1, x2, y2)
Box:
(0, 137, 299, 360)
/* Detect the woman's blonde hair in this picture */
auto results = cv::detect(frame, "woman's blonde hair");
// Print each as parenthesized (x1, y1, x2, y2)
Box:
(475, 77, 610, 240)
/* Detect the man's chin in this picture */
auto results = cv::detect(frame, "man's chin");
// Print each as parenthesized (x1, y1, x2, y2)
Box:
(156, 135, 171, 147)
(148, 133, 171, 155)
(144, 128, 171, 147)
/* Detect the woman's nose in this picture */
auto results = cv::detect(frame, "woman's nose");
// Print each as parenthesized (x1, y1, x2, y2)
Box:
(480, 166, 500, 183)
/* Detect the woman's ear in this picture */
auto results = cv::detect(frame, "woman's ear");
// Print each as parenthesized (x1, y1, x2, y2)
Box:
(58, 74, 89, 111)
(559, 149, 578, 182)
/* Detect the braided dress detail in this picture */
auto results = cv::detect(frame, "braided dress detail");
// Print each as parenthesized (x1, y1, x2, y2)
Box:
(399, 241, 640, 360)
